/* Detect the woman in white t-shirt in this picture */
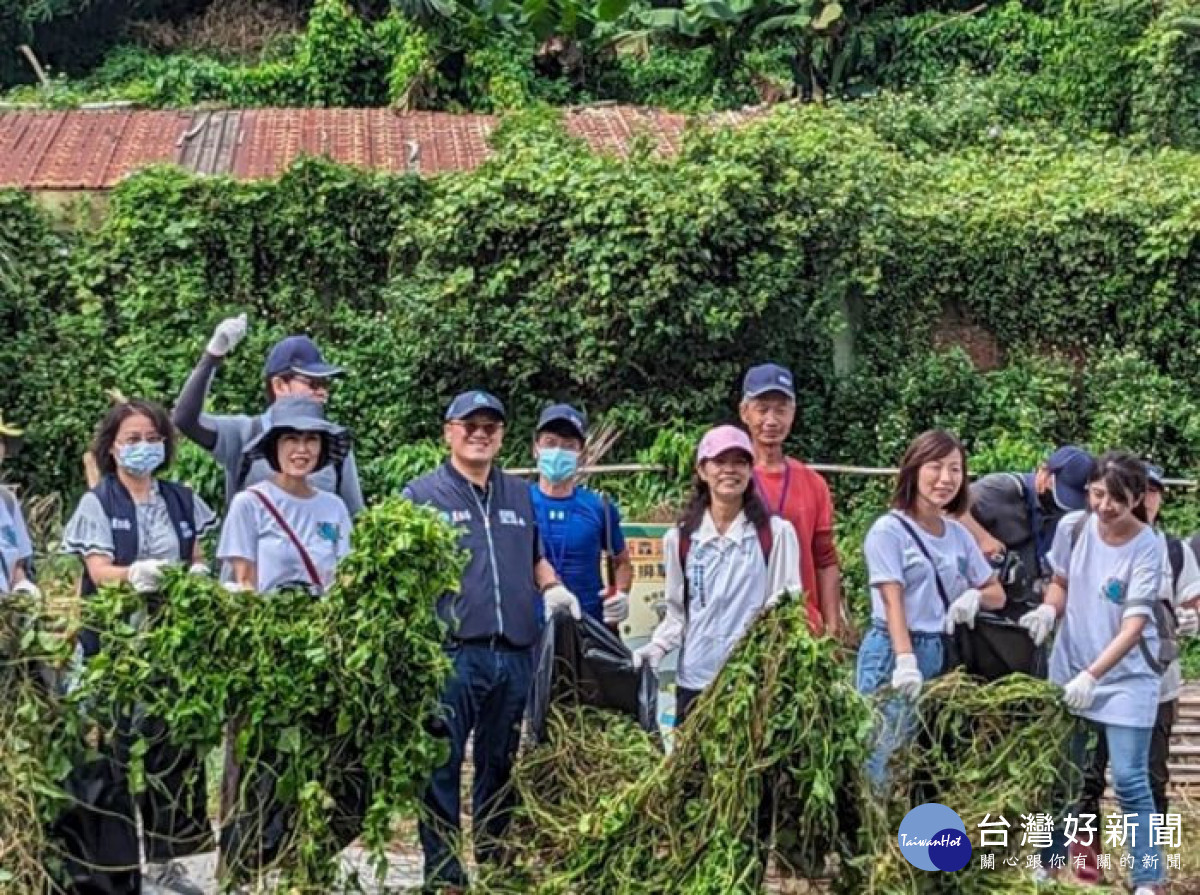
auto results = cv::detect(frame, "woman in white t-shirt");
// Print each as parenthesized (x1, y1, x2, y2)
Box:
(218, 397, 352, 595)
(632, 425, 801, 725)
(857, 429, 1004, 789)
(1020, 451, 1165, 894)
(0, 413, 37, 597)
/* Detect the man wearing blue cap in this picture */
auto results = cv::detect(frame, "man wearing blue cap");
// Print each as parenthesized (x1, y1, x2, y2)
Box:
(172, 315, 364, 514)
(958, 445, 1096, 677)
(529, 403, 633, 629)
(402, 390, 580, 892)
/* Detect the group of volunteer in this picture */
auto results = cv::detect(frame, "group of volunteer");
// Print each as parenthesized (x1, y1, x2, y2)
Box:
(0, 312, 1194, 895)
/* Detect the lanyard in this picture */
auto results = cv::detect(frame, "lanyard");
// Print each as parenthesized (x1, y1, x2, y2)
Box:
(753, 461, 792, 516)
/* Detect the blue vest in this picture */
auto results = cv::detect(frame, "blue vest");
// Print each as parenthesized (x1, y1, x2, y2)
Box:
(78, 475, 197, 657)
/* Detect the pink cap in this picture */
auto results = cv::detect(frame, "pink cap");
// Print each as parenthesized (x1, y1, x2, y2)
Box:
(696, 425, 754, 463)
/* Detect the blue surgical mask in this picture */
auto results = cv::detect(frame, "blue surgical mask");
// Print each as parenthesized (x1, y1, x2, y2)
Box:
(117, 442, 165, 477)
(538, 447, 579, 484)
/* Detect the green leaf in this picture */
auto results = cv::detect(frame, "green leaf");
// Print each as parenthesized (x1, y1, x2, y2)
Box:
(812, 0, 842, 29)
(595, 0, 631, 21)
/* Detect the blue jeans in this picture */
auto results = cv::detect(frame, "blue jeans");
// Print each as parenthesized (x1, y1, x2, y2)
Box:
(419, 642, 534, 888)
(856, 624, 945, 792)
(1042, 723, 1163, 885)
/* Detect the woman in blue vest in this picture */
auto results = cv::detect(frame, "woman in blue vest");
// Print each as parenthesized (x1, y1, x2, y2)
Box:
(56, 398, 217, 895)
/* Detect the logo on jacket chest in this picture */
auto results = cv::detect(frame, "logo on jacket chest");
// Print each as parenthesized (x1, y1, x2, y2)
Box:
(499, 509, 527, 527)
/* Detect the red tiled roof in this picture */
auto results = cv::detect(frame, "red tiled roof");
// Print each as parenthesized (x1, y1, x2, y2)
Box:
(0, 105, 751, 190)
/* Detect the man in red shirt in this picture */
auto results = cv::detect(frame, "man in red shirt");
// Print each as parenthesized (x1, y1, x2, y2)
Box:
(740, 363, 848, 639)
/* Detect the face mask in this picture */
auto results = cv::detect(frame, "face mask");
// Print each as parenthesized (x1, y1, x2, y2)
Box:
(118, 442, 165, 477)
(538, 447, 579, 484)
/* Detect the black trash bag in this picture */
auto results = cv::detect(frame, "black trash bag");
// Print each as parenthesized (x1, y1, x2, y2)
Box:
(956, 612, 1048, 682)
(527, 611, 658, 744)
(51, 752, 141, 895)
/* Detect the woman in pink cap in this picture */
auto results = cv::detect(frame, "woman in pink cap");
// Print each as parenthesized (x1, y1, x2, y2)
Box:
(633, 424, 800, 724)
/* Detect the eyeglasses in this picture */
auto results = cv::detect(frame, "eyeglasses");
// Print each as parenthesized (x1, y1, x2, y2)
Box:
(288, 374, 333, 391)
(450, 420, 503, 438)
(117, 434, 165, 446)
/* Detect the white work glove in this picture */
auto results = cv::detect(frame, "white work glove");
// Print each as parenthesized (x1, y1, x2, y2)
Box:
(1019, 603, 1058, 647)
(206, 313, 248, 358)
(602, 589, 630, 626)
(1063, 671, 1098, 711)
(127, 559, 168, 594)
(1177, 604, 1200, 638)
(632, 643, 665, 672)
(10, 579, 41, 598)
(543, 584, 581, 621)
(188, 563, 210, 576)
(943, 587, 983, 634)
(891, 653, 923, 700)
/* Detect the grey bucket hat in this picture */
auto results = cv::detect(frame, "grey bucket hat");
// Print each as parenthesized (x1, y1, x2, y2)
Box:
(243, 396, 351, 472)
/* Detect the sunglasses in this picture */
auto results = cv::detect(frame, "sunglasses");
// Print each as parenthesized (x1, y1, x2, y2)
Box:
(450, 420, 504, 438)
(288, 373, 334, 391)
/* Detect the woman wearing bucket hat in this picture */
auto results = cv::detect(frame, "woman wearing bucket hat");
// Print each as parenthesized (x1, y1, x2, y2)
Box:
(55, 398, 218, 895)
(633, 424, 801, 725)
(217, 396, 353, 595)
(0, 412, 37, 597)
(172, 314, 364, 514)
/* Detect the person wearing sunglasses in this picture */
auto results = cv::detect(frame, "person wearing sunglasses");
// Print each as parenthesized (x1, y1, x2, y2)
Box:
(172, 314, 364, 515)
(402, 390, 580, 893)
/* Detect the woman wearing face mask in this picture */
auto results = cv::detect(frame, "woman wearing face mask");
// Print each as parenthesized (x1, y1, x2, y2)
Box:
(528, 404, 633, 630)
(1021, 452, 1167, 894)
(857, 429, 1004, 790)
(57, 399, 217, 895)
(0, 413, 38, 598)
(172, 315, 364, 515)
(632, 425, 801, 724)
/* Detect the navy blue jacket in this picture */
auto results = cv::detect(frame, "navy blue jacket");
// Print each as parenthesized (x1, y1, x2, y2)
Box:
(403, 461, 543, 648)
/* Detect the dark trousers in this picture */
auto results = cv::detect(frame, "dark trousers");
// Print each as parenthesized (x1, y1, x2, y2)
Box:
(419, 642, 534, 889)
(54, 712, 211, 894)
(675, 686, 702, 727)
(1080, 698, 1176, 819)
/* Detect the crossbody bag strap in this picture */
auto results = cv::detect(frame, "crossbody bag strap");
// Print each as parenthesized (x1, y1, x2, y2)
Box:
(248, 488, 323, 589)
(889, 511, 951, 610)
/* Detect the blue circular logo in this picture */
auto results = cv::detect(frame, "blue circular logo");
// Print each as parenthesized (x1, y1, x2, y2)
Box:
(898, 803, 971, 871)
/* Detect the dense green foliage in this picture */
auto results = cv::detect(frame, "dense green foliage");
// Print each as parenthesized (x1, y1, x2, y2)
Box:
(5, 0, 1199, 147)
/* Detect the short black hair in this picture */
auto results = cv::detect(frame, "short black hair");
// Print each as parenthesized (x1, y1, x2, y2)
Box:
(91, 399, 175, 478)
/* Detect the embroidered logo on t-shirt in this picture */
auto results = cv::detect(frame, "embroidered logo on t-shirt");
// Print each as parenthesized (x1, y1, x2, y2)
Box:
(317, 522, 340, 546)
(1101, 577, 1126, 604)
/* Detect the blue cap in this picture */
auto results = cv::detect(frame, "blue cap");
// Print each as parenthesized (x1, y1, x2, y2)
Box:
(264, 335, 344, 379)
(1144, 461, 1165, 490)
(1046, 445, 1096, 512)
(445, 390, 506, 422)
(742, 363, 795, 400)
(536, 403, 587, 440)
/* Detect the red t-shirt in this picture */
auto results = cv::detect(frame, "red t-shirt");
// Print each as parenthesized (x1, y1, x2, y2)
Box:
(754, 458, 839, 631)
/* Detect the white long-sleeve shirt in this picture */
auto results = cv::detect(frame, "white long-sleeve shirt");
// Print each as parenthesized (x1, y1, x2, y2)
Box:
(650, 511, 800, 691)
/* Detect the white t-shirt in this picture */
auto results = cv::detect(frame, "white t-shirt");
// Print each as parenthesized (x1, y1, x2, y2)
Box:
(0, 487, 33, 593)
(1157, 531, 1200, 703)
(1048, 511, 1163, 728)
(218, 481, 352, 594)
(864, 511, 994, 634)
(651, 513, 801, 691)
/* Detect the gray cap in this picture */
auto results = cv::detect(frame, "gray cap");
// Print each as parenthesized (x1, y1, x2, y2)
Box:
(244, 396, 350, 472)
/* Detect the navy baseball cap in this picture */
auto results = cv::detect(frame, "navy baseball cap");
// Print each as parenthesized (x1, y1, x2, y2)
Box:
(445, 390, 506, 422)
(742, 363, 796, 400)
(264, 335, 344, 379)
(1046, 445, 1096, 511)
(536, 404, 588, 440)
